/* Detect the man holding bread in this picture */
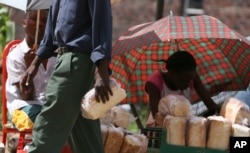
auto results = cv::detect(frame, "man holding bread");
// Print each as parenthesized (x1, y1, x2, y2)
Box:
(20, 0, 113, 153)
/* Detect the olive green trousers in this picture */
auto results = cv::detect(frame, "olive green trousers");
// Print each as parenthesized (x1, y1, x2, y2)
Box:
(28, 51, 104, 153)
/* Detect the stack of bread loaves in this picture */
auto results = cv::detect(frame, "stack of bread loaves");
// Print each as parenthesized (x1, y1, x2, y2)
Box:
(155, 94, 192, 127)
(100, 106, 136, 129)
(159, 94, 250, 151)
(101, 125, 148, 153)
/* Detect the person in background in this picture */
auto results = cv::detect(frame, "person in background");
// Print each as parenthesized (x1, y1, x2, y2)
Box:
(145, 51, 219, 127)
(6, 9, 54, 132)
(20, 0, 113, 153)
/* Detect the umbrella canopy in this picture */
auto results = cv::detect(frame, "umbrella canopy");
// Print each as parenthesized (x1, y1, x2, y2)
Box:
(0, 0, 51, 11)
(110, 15, 250, 104)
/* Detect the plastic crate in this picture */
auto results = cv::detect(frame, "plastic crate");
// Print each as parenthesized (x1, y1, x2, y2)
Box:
(160, 130, 229, 153)
(142, 127, 163, 153)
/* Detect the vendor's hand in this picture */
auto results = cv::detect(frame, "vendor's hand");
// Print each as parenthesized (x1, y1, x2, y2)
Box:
(202, 104, 221, 117)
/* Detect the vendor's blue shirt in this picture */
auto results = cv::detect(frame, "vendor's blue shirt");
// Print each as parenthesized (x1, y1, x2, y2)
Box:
(37, 0, 113, 63)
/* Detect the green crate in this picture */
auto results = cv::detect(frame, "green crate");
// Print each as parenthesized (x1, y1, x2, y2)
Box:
(160, 130, 229, 153)
(142, 127, 163, 149)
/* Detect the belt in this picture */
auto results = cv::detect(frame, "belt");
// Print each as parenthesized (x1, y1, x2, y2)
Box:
(57, 47, 76, 55)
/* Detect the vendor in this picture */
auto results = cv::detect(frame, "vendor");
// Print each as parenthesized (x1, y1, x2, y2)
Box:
(145, 51, 219, 127)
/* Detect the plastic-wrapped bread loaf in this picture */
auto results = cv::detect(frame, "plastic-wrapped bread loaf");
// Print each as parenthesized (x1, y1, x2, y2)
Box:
(134, 134, 148, 153)
(101, 124, 109, 144)
(163, 115, 187, 146)
(206, 116, 232, 150)
(119, 134, 141, 153)
(186, 116, 207, 148)
(111, 106, 136, 129)
(220, 97, 250, 126)
(81, 78, 126, 120)
(158, 94, 192, 117)
(155, 112, 165, 127)
(232, 124, 250, 137)
(104, 126, 124, 153)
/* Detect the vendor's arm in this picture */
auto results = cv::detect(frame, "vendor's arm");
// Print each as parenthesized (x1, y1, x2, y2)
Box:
(193, 74, 220, 114)
(145, 81, 161, 118)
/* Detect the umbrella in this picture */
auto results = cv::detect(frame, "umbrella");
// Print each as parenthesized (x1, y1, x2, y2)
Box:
(0, 0, 52, 50)
(0, 0, 51, 11)
(110, 15, 250, 104)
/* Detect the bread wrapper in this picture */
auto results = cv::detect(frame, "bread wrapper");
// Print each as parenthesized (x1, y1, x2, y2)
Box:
(206, 116, 232, 150)
(220, 97, 250, 126)
(232, 124, 250, 137)
(186, 116, 207, 148)
(81, 78, 126, 120)
(164, 115, 187, 146)
(112, 106, 136, 129)
(158, 94, 192, 117)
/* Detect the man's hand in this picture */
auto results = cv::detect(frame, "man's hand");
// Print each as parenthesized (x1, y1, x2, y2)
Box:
(20, 55, 42, 92)
(24, 49, 36, 69)
(95, 58, 113, 103)
(17, 80, 34, 100)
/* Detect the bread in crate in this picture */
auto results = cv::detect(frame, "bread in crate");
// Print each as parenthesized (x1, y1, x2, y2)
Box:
(158, 94, 192, 117)
(186, 116, 207, 148)
(104, 126, 124, 153)
(232, 123, 250, 137)
(81, 78, 126, 120)
(119, 133, 148, 153)
(156, 94, 192, 127)
(220, 97, 250, 126)
(206, 116, 232, 150)
(163, 115, 187, 146)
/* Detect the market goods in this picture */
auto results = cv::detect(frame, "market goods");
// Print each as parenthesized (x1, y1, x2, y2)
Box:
(206, 116, 232, 150)
(104, 126, 124, 153)
(158, 94, 192, 117)
(220, 97, 250, 126)
(164, 115, 187, 146)
(119, 134, 141, 153)
(186, 116, 207, 148)
(81, 78, 126, 120)
(232, 124, 250, 137)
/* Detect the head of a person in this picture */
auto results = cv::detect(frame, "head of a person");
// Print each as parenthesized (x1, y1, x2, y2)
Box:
(166, 51, 197, 90)
(22, 9, 48, 48)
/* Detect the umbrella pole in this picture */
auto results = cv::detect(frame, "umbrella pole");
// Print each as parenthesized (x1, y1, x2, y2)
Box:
(129, 103, 144, 131)
(155, 0, 165, 20)
(33, 10, 40, 50)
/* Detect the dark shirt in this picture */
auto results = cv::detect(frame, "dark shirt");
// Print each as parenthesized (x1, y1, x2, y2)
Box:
(37, 0, 113, 63)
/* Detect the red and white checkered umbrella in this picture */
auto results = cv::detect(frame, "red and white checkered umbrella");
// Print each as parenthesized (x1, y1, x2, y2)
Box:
(110, 15, 250, 104)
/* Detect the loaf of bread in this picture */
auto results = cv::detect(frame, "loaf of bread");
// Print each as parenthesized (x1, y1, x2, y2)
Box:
(101, 124, 109, 144)
(158, 94, 192, 117)
(206, 116, 232, 150)
(220, 97, 250, 126)
(186, 116, 207, 148)
(100, 110, 114, 126)
(119, 134, 141, 153)
(104, 126, 124, 153)
(81, 78, 126, 120)
(163, 115, 187, 146)
(155, 112, 165, 127)
(134, 134, 148, 153)
(112, 106, 136, 129)
(232, 124, 250, 137)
